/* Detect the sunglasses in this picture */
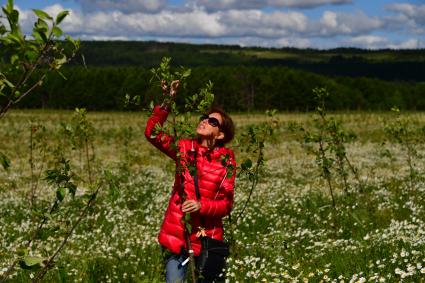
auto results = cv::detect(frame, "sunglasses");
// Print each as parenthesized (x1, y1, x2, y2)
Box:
(199, 114, 221, 128)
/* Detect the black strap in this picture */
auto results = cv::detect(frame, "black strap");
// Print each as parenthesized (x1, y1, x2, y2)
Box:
(193, 149, 201, 200)
(192, 147, 232, 225)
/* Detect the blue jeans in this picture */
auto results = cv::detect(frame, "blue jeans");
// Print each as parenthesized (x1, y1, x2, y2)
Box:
(164, 253, 214, 283)
(165, 253, 187, 283)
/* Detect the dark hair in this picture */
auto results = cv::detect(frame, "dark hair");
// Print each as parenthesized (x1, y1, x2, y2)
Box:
(208, 106, 235, 146)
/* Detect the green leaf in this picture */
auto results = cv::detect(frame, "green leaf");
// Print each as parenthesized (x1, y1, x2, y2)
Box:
(19, 256, 44, 270)
(32, 29, 48, 43)
(56, 187, 66, 202)
(54, 55, 67, 68)
(67, 182, 77, 197)
(226, 169, 233, 179)
(35, 18, 49, 32)
(0, 37, 12, 45)
(52, 26, 63, 37)
(9, 9, 20, 27)
(65, 35, 75, 46)
(16, 248, 29, 257)
(7, 33, 23, 44)
(241, 159, 252, 170)
(24, 50, 38, 62)
(55, 10, 69, 25)
(32, 9, 53, 20)
(5, 0, 14, 13)
(31, 30, 42, 42)
(10, 54, 19, 64)
(3, 78, 14, 89)
(81, 53, 86, 67)
(35, 226, 60, 241)
(186, 223, 192, 233)
(0, 23, 7, 35)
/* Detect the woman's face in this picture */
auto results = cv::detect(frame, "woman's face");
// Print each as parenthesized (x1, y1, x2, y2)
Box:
(196, 112, 224, 141)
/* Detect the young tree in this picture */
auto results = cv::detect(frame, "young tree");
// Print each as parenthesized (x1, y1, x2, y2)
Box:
(0, 0, 80, 118)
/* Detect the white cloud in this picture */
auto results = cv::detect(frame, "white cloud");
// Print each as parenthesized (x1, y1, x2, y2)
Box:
(387, 3, 417, 18)
(346, 35, 387, 48)
(75, 0, 168, 14)
(49, 8, 310, 38)
(219, 10, 309, 37)
(268, 0, 352, 9)
(385, 3, 425, 34)
(8, 2, 421, 49)
(6, 5, 84, 35)
(343, 36, 421, 50)
(388, 38, 421, 49)
(70, 8, 226, 37)
(275, 37, 311, 48)
(51, 8, 382, 44)
(317, 10, 382, 36)
(190, 0, 352, 11)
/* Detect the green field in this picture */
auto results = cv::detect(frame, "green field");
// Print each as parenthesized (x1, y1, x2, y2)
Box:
(1, 110, 424, 282)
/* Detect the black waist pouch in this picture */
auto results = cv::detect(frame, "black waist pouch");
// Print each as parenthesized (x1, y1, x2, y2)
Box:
(197, 236, 230, 281)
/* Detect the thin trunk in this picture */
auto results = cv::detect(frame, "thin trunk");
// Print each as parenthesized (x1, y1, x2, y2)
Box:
(32, 184, 102, 283)
(319, 140, 336, 207)
(85, 138, 92, 184)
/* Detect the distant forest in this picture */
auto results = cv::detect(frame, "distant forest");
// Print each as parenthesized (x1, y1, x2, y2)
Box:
(13, 41, 425, 111)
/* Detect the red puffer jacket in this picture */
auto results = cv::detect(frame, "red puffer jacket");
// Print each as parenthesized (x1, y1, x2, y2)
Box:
(145, 106, 236, 256)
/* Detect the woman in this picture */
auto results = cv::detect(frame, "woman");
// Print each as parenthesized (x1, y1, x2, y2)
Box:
(144, 80, 236, 282)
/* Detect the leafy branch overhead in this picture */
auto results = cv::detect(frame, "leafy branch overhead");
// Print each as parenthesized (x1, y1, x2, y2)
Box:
(0, 0, 80, 118)
(148, 57, 215, 143)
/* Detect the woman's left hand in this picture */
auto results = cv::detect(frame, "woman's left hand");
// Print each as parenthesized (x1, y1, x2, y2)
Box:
(182, 200, 201, 213)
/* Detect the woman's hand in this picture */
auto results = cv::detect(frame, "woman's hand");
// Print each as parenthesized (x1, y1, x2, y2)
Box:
(161, 80, 168, 96)
(182, 199, 201, 213)
(161, 80, 179, 97)
(160, 80, 179, 111)
(170, 80, 179, 97)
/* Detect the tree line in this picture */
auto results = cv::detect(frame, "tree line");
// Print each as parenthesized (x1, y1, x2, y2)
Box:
(75, 41, 425, 82)
(15, 66, 425, 112)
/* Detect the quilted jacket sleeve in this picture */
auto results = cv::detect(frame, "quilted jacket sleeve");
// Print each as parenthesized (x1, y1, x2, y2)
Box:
(144, 105, 177, 161)
(199, 151, 236, 218)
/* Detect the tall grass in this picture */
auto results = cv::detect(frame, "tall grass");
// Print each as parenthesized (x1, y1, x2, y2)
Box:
(0, 110, 424, 282)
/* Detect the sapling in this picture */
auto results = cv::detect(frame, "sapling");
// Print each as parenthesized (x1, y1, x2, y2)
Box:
(0, 107, 105, 282)
(147, 57, 277, 281)
(384, 107, 421, 193)
(0, 156, 77, 282)
(301, 88, 336, 206)
(60, 108, 96, 184)
(31, 181, 103, 283)
(149, 57, 213, 283)
(28, 121, 47, 208)
(233, 109, 279, 223)
(0, 0, 80, 119)
(298, 88, 362, 207)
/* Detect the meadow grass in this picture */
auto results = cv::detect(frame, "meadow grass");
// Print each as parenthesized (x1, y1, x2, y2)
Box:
(0, 110, 424, 282)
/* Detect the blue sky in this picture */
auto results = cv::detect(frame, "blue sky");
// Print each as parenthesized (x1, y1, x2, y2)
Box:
(3, 0, 425, 49)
